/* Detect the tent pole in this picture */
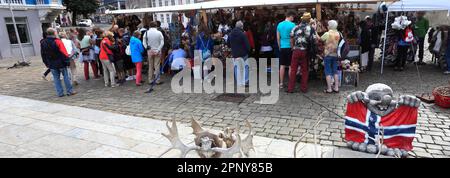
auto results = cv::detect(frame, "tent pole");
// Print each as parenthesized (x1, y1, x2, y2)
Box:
(381, 10, 389, 75)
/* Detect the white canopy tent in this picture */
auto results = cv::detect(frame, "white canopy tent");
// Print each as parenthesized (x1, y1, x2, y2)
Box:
(380, 0, 450, 74)
(106, 0, 386, 14)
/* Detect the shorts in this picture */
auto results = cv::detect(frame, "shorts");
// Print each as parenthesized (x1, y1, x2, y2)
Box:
(279, 48, 292, 66)
(114, 60, 125, 73)
(324, 56, 339, 76)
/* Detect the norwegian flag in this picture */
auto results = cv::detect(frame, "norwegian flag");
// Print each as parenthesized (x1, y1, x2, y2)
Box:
(345, 102, 418, 151)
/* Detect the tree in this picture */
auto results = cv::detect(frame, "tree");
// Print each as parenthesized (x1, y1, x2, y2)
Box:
(63, 0, 99, 26)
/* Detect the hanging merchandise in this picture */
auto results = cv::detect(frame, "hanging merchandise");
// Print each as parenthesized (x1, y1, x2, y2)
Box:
(391, 16, 412, 30)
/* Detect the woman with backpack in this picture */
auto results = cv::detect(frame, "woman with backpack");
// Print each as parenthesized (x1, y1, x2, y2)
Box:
(321, 20, 341, 94)
(78, 28, 100, 80)
(195, 25, 214, 79)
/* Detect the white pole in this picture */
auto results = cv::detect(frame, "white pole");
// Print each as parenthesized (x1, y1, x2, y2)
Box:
(9, 2, 26, 64)
(381, 10, 389, 75)
(118, 1, 121, 10)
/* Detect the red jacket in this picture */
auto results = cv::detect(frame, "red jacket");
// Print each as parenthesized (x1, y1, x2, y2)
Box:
(99, 37, 113, 60)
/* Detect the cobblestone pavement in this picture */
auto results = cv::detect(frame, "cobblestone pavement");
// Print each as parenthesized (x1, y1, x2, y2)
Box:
(0, 54, 449, 158)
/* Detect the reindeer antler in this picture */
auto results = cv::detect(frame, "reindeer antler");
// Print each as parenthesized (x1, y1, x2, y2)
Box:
(241, 120, 255, 157)
(162, 119, 199, 158)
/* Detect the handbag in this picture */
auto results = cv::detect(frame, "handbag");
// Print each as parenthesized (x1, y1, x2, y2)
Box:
(125, 45, 131, 56)
(81, 48, 90, 56)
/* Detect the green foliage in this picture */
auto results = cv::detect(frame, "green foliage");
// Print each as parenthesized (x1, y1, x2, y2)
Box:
(63, 0, 99, 17)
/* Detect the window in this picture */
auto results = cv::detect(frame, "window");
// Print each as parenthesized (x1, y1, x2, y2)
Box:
(5, 17, 30, 45)
(158, 0, 162, 6)
(171, 0, 175, 6)
(166, 14, 170, 24)
(152, 0, 156, 7)
(165, 0, 168, 6)
(160, 14, 164, 23)
(186, 0, 190, 4)
(178, 0, 183, 5)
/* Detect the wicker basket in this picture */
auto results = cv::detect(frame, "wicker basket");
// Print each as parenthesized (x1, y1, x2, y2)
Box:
(432, 86, 450, 108)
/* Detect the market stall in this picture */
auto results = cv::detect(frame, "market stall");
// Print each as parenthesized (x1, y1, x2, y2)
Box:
(380, 0, 450, 74)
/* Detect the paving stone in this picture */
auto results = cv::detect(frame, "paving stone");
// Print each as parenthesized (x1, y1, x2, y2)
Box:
(131, 142, 172, 157)
(19, 135, 100, 158)
(65, 128, 140, 149)
(0, 125, 50, 146)
(81, 145, 148, 158)
(27, 121, 74, 134)
(0, 143, 46, 158)
(414, 151, 433, 158)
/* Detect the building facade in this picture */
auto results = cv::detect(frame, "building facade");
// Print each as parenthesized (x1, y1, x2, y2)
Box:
(126, 0, 212, 28)
(0, 0, 64, 59)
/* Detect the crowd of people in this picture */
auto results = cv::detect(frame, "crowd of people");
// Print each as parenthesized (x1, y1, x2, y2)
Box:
(40, 9, 450, 97)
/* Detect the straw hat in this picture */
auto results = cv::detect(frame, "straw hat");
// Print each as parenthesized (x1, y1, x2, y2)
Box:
(301, 12, 312, 21)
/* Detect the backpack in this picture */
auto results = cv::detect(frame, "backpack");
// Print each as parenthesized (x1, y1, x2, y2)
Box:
(337, 32, 350, 59)
(200, 36, 211, 61)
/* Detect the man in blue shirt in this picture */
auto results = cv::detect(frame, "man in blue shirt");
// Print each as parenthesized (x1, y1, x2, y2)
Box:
(277, 11, 296, 89)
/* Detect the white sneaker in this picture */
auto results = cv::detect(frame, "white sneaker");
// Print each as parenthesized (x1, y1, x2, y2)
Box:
(132, 75, 136, 80)
(444, 71, 450, 75)
(126, 76, 134, 81)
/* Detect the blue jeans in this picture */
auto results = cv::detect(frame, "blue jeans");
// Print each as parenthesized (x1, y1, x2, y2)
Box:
(324, 56, 339, 76)
(446, 42, 450, 71)
(51, 68, 73, 96)
(233, 55, 249, 86)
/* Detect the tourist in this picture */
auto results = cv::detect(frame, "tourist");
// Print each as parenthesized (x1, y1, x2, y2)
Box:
(130, 30, 145, 86)
(40, 32, 51, 81)
(228, 21, 251, 87)
(260, 20, 276, 71)
(195, 24, 215, 79)
(395, 24, 414, 71)
(288, 12, 316, 93)
(169, 44, 188, 74)
(277, 11, 296, 89)
(414, 12, 429, 65)
(321, 20, 341, 94)
(143, 21, 165, 85)
(40, 28, 76, 97)
(78, 28, 99, 80)
(93, 28, 104, 77)
(99, 31, 117, 88)
(59, 31, 79, 86)
(244, 22, 255, 57)
(156, 21, 171, 66)
(359, 16, 378, 72)
(114, 30, 127, 84)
